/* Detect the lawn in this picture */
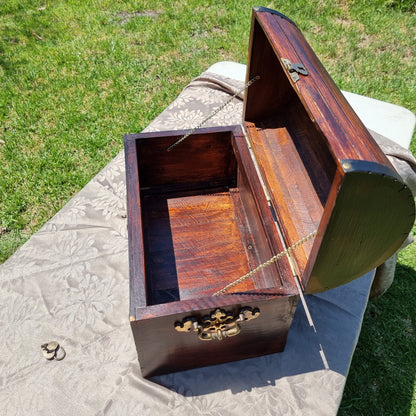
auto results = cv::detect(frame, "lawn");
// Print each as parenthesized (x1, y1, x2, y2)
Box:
(1, 0, 415, 414)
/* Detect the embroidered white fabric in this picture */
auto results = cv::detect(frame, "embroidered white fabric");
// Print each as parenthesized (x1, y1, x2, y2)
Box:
(1, 71, 414, 416)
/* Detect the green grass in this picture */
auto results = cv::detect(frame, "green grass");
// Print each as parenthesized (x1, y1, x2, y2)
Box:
(1, 0, 415, 413)
(339, 244, 416, 416)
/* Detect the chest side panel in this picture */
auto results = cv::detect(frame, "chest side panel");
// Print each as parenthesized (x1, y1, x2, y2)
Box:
(131, 294, 299, 377)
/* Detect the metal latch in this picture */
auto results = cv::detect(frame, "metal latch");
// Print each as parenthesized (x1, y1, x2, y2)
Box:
(174, 307, 260, 341)
(282, 58, 308, 82)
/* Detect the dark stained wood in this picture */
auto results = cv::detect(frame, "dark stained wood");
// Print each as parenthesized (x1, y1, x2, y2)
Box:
(132, 294, 298, 377)
(243, 15, 294, 122)
(125, 127, 298, 376)
(246, 8, 389, 164)
(124, 7, 415, 377)
(232, 131, 294, 288)
(143, 190, 257, 302)
(124, 138, 147, 313)
(244, 7, 414, 292)
(125, 124, 301, 376)
(137, 129, 237, 190)
(125, 125, 293, 302)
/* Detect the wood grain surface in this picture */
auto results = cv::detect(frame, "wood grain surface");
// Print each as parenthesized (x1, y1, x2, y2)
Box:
(123, 7, 415, 377)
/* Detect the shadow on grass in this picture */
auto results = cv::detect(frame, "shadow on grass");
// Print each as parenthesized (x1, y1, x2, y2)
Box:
(339, 263, 416, 415)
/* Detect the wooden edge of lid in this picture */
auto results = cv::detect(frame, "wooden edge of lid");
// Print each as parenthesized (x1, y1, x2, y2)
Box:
(252, 7, 298, 27)
(305, 160, 415, 294)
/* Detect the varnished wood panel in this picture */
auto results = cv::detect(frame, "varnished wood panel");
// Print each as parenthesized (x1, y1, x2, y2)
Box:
(142, 190, 257, 303)
(125, 125, 294, 308)
(125, 125, 301, 377)
(231, 130, 295, 291)
(244, 95, 337, 276)
(124, 8, 415, 377)
(244, 7, 414, 293)
(124, 138, 147, 313)
(132, 294, 298, 377)
(247, 8, 389, 165)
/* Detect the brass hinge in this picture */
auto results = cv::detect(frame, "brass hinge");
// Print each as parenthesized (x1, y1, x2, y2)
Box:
(282, 58, 308, 83)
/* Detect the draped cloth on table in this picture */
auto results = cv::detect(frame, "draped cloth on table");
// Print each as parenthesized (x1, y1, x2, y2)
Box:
(1, 71, 415, 416)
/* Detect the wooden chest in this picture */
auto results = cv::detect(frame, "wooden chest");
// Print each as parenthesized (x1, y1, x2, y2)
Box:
(124, 7, 415, 378)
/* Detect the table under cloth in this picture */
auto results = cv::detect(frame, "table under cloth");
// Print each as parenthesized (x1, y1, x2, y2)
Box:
(1, 70, 415, 415)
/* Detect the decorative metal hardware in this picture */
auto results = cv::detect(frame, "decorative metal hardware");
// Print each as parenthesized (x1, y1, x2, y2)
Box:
(174, 307, 260, 341)
(282, 58, 308, 82)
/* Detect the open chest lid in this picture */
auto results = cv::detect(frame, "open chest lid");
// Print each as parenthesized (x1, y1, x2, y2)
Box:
(241, 7, 415, 294)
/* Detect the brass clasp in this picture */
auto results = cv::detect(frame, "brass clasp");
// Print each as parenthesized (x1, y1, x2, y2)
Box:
(174, 307, 260, 341)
